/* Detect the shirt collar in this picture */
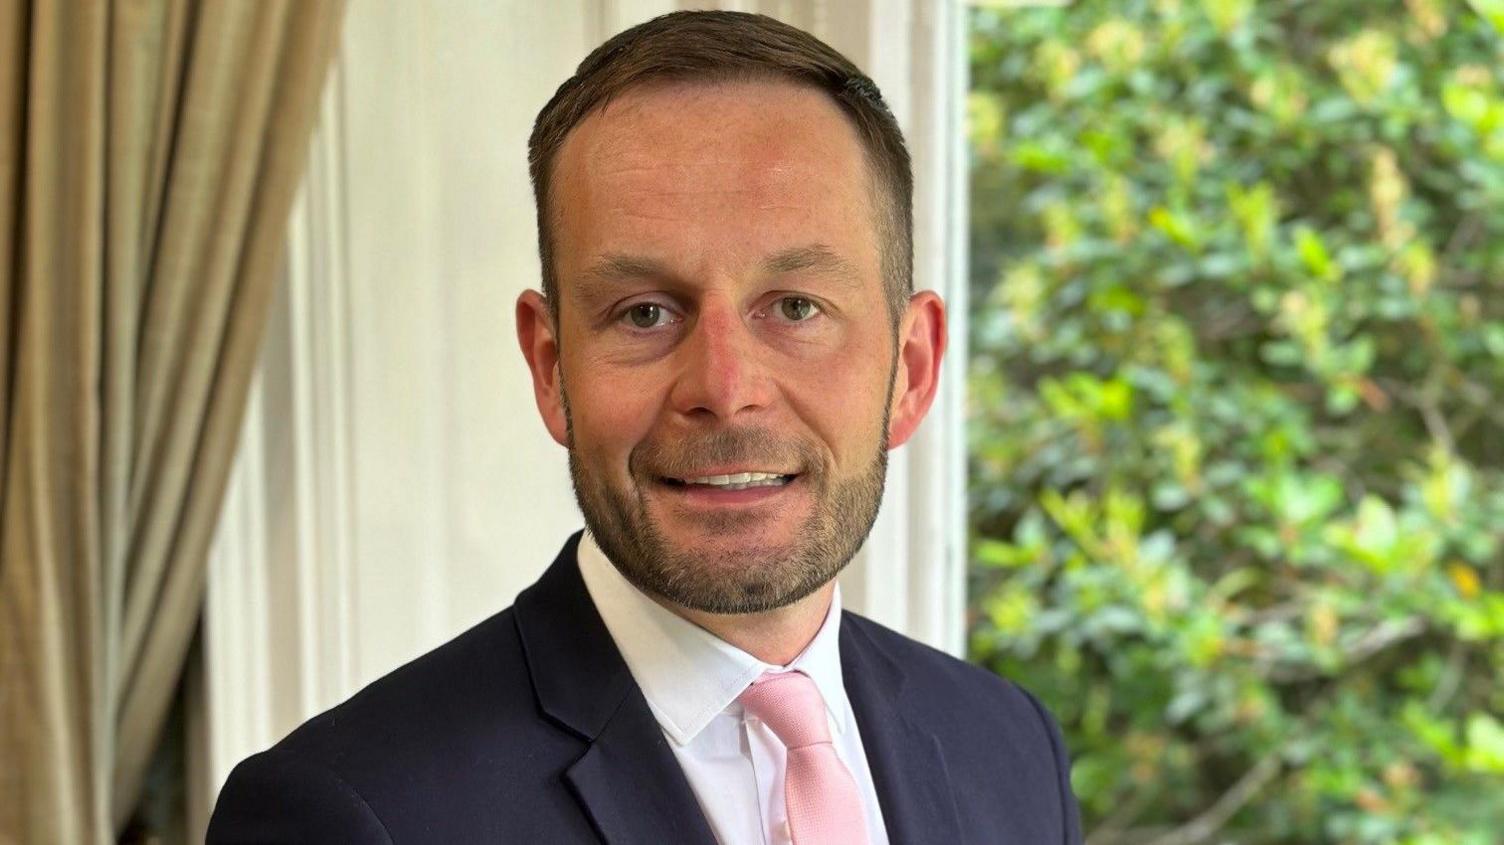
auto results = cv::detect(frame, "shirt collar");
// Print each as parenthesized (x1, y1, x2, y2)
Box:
(576, 530, 850, 747)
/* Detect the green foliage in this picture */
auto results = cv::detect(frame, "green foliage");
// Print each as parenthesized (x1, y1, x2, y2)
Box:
(966, 1, 1504, 842)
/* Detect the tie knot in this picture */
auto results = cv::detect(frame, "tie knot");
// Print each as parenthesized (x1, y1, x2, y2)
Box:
(737, 671, 831, 750)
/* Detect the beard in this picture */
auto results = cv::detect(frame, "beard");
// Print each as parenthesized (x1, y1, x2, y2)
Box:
(564, 407, 890, 615)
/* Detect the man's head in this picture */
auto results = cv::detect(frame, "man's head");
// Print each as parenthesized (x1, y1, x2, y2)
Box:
(516, 11, 945, 616)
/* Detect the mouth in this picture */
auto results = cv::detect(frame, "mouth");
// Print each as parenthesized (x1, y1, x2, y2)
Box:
(659, 471, 798, 492)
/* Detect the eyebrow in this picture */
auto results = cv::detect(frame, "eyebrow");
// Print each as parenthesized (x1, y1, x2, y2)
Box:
(580, 254, 674, 286)
(760, 244, 861, 285)
(572, 254, 679, 309)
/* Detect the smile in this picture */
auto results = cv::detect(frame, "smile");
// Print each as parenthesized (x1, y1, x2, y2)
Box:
(662, 471, 797, 492)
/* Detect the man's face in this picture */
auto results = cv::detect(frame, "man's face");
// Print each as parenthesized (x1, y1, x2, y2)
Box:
(523, 80, 922, 614)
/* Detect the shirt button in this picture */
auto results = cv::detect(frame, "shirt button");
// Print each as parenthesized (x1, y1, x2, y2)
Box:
(777, 819, 792, 841)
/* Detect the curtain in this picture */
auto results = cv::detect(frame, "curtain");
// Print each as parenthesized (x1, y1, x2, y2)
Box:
(0, 1, 345, 841)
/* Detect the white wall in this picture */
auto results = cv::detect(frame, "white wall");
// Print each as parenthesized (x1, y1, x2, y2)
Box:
(199, 0, 967, 829)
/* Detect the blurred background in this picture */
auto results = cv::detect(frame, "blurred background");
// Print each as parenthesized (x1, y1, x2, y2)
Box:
(1, 1, 1500, 844)
(965, 1, 1504, 843)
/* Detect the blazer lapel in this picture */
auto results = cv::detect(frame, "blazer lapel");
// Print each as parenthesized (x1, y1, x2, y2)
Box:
(514, 533, 718, 845)
(563, 694, 720, 845)
(841, 616, 964, 845)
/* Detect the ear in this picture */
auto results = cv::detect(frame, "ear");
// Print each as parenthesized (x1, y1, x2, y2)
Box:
(886, 290, 946, 449)
(515, 289, 570, 447)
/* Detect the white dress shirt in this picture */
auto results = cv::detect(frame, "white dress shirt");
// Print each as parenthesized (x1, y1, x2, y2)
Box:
(576, 531, 891, 845)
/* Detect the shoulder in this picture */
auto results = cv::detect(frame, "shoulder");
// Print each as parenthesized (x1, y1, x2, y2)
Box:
(208, 746, 394, 843)
(840, 610, 1051, 728)
(841, 611, 1083, 843)
(274, 606, 535, 763)
(209, 606, 579, 840)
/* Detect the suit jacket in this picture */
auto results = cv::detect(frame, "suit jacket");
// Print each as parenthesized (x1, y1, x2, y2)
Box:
(208, 533, 1084, 843)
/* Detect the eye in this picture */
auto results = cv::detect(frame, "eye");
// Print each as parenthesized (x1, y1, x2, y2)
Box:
(776, 296, 821, 322)
(623, 302, 674, 329)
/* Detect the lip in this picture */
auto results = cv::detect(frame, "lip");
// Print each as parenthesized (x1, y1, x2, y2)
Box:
(653, 473, 802, 508)
(661, 467, 798, 481)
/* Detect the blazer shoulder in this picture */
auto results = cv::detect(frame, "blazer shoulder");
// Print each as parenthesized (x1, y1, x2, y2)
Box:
(842, 611, 1083, 843)
(841, 610, 1043, 721)
(211, 605, 587, 838)
(262, 605, 536, 768)
(208, 747, 394, 843)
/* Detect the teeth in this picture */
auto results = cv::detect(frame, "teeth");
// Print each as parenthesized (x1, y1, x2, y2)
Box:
(680, 471, 790, 488)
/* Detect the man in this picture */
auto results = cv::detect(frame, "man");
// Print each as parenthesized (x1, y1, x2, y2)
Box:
(209, 11, 1082, 844)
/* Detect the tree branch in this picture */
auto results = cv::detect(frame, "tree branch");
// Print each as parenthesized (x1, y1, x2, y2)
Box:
(1086, 787, 1159, 845)
(1263, 616, 1427, 683)
(1427, 639, 1468, 713)
(1142, 750, 1283, 845)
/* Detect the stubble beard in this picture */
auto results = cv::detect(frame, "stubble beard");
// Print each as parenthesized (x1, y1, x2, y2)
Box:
(564, 405, 891, 615)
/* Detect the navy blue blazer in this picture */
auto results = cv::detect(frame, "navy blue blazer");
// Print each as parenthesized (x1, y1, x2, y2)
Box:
(208, 533, 1083, 843)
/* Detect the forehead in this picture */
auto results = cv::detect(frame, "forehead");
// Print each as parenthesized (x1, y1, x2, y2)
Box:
(560, 77, 868, 176)
(548, 78, 880, 283)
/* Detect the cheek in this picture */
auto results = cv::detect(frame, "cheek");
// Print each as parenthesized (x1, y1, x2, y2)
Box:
(564, 363, 664, 464)
(779, 335, 894, 452)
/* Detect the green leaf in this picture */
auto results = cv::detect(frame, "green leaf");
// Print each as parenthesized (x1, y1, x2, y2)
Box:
(1464, 713, 1504, 774)
(1295, 226, 1341, 283)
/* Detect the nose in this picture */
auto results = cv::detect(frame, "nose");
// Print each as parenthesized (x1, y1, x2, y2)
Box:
(668, 298, 771, 423)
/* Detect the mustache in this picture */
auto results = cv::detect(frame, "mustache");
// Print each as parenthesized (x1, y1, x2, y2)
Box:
(630, 428, 820, 478)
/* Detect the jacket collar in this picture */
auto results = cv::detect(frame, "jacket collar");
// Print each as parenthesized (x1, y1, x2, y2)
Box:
(513, 532, 718, 845)
(840, 614, 964, 844)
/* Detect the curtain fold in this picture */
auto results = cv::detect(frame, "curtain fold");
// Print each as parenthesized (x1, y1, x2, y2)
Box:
(0, 2, 345, 841)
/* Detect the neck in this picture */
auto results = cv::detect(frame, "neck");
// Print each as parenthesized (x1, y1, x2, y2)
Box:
(652, 582, 837, 666)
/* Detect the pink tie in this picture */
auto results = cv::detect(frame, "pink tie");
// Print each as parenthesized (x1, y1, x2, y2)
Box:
(738, 671, 869, 845)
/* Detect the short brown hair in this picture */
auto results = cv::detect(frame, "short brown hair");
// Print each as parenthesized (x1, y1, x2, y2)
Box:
(527, 10, 913, 325)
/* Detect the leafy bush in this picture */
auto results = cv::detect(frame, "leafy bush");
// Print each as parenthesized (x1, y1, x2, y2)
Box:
(965, 2, 1504, 842)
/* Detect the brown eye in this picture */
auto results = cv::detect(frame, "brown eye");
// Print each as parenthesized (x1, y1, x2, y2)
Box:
(627, 303, 665, 328)
(778, 297, 818, 322)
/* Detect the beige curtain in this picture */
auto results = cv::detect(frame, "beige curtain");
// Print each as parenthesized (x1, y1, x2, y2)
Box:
(0, 1, 345, 841)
